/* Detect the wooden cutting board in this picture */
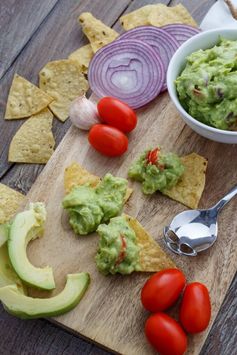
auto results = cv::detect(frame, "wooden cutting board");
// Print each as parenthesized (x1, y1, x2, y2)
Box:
(24, 92, 237, 355)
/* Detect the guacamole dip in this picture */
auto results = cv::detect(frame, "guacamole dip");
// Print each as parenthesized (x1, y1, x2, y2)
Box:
(96, 216, 141, 275)
(128, 147, 184, 194)
(62, 173, 127, 235)
(176, 38, 237, 130)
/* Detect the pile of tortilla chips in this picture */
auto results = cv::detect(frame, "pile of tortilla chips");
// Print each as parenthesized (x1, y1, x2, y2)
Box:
(4, 4, 196, 164)
(4, 74, 56, 164)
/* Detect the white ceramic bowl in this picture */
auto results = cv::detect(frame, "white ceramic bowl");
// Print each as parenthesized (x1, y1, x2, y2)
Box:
(167, 28, 237, 144)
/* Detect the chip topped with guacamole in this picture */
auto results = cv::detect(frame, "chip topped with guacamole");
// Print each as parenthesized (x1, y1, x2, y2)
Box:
(62, 173, 128, 235)
(176, 38, 237, 130)
(128, 148, 207, 209)
(96, 214, 175, 275)
(96, 216, 141, 275)
(128, 147, 185, 194)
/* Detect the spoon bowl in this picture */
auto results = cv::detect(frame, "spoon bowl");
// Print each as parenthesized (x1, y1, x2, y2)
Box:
(164, 185, 237, 256)
(164, 209, 218, 256)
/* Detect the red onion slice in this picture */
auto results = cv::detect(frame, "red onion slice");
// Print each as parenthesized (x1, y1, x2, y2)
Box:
(162, 24, 201, 45)
(88, 39, 165, 109)
(118, 26, 179, 91)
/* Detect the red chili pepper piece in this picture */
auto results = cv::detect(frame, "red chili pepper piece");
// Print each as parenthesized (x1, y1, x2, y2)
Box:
(146, 148, 164, 170)
(115, 235, 127, 266)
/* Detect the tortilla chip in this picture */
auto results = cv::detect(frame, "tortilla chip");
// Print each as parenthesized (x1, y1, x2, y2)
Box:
(148, 4, 197, 27)
(5, 74, 54, 120)
(64, 162, 101, 194)
(78, 12, 118, 53)
(120, 5, 157, 30)
(68, 44, 94, 74)
(125, 215, 175, 272)
(162, 153, 207, 209)
(0, 184, 25, 224)
(8, 108, 55, 164)
(39, 60, 89, 122)
(120, 4, 197, 30)
(64, 162, 132, 203)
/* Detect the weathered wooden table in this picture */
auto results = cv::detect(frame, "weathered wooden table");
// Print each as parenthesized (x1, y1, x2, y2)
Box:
(1, 0, 237, 354)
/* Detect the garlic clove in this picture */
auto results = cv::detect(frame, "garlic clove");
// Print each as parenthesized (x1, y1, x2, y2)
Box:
(69, 95, 100, 130)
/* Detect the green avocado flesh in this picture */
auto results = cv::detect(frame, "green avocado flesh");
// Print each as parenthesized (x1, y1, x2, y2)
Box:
(8, 203, 55, 290)
(176, 38, 237, 130)
(96, 215, 141, 275)
(128, 147, 184, 194)
(62, 173, 127, 235)
(0, 242, 26, 294)
(0, 273, 90, 319)
(0, 224, 9, 247)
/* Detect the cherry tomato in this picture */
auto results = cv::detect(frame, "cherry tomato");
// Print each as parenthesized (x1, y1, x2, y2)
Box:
(97, 97, 137, 133)
(145, 313, 187, 355)
(141, 269, 186, 312)
(88, 124, 128, 157)
(179, 282, 211, 334)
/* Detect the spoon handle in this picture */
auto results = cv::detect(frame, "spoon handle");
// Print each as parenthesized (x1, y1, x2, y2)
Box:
(212, 184, 237, 213)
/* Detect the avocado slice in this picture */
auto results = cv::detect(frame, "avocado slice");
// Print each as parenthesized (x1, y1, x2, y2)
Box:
(0, 224, 9, 247)
(0, 243, 26, 294)
(8, 202, 55, 290)
(0, 273, 90, 319)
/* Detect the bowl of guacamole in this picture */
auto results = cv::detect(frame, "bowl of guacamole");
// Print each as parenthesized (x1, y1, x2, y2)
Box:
(167, 28, 237, 144)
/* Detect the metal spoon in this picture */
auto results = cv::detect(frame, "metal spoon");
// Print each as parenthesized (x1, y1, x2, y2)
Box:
(164, 184, 237, 256)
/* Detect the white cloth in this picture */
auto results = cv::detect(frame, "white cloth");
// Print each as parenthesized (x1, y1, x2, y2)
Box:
(200, 0, 237, 30)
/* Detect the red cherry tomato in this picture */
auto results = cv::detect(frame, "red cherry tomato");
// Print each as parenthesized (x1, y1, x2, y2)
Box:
(88, 124, 128, 157)
(145, 313, 187, 355)
(97, 97, 137, 133)
(141, 269, 186, 312)
(179, 282, 211, 334)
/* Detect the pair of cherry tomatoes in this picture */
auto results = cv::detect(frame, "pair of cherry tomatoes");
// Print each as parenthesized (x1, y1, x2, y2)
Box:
(88, 97, 137, 157)
(141, 269, 211, 355)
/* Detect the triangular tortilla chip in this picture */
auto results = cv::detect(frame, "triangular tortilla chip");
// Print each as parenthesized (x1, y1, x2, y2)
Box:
(8, 108, 55, 164)
(125, 215, 175, 272)
(64, 162, 101, 193)
(0, 183, 25, 224)
(5, 74, 54, 119)
(68, 44, 94, 74)
(78, 12, 118, 52)
(64, 162, 132, 203)
(120, 5, 157, 30)
(162, 153, 207, 209)
(148, 4, 197, 27)
(39, 60, 89, 122)
(120, 4, 196, 30)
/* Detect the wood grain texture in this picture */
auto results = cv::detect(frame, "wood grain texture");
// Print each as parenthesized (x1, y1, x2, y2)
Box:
(0, 0, 59, 79)
(14, 90, 237, 355)
(2, 0, 237, 355)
